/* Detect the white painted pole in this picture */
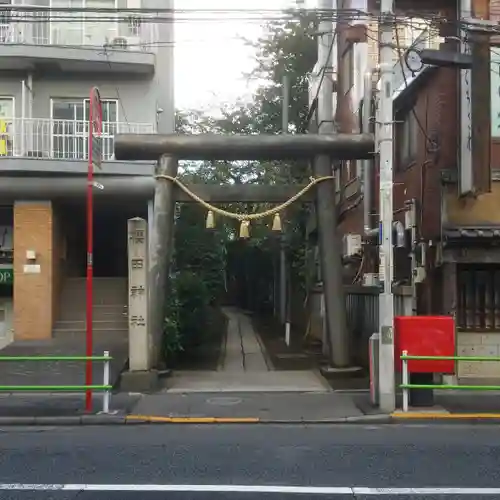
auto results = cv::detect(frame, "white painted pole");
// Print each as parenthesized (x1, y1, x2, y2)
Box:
(102, 350, 110, 414)
(377, 0, 396, 413)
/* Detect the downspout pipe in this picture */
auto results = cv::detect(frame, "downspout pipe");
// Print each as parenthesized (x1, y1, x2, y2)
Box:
(362, 68, 373, 236)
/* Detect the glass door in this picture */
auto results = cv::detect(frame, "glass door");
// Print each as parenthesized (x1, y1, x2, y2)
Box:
(52, 98, 117, 160)
(51, 0, 84, 46)
(52, 99, 86, 159)
(84, 0, 117, 46)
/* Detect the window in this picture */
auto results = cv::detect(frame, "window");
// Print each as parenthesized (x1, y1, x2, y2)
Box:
(396, 108, 418, 168)
(457, 265, 500, 330)
(51, 98, 117, 160)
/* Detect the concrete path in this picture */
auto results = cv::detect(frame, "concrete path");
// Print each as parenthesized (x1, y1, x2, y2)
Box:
(218, 307, 269, 372)
(165, 307, 331, 393)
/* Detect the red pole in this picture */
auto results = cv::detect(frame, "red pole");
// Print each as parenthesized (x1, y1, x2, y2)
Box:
(85, 97, 94, 413)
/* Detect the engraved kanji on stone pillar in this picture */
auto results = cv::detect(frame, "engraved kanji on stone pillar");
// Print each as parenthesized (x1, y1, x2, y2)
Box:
(127, 217, 150, 371)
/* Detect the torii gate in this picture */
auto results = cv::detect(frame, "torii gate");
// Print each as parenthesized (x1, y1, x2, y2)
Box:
(115, 132, 374, 379)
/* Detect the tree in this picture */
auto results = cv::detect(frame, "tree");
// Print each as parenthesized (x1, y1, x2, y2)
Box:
(168, 9, 319, 331)
(246, 11, 318, 135)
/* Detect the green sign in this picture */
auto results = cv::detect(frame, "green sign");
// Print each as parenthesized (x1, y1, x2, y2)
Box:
(0, 268, 13, 285)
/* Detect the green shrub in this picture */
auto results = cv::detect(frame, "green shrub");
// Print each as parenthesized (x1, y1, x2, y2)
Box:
(176, 270, 210, 350)
(162, 270, 211, 363)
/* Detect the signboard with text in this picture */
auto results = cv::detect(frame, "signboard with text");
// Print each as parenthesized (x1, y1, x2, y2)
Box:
(491, 49, 500, 137)
(0, 266, 13, 285)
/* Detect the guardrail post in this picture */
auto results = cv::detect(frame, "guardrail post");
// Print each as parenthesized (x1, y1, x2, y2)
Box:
(402, 350, 409, 412)
(102, 350, 110, 414)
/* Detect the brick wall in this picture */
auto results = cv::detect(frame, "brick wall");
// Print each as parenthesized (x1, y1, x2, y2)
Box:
(13, 201, 56, 340)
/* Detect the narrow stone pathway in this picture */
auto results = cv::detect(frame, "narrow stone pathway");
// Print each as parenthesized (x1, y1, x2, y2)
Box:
(218, 307, 270, 372)
(164, 307, 331, 392)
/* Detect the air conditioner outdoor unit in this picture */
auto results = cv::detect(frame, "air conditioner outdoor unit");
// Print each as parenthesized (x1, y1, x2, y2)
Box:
(111, 36, 141, 50)
(342, 233, 362, 259)
(363, 273, 379, 287)
(111, 36, 128, 48)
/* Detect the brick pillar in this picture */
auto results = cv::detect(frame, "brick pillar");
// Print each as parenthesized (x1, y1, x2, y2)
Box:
(13, 201, 55, 340)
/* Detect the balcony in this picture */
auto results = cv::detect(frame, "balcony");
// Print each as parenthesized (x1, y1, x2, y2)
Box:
(0, 9, 158, 74)
(0, 117, 155, 175)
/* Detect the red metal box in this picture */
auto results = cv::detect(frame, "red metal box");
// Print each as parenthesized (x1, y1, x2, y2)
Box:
(394, 316, 455, 374)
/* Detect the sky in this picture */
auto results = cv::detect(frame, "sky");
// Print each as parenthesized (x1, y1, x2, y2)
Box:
(174, 0, 311, 112)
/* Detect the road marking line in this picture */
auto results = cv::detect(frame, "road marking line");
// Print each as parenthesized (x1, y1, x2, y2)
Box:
(354, 487, 500, 495)
(0, 485, 351, 493)
(1, 484, 500, 495)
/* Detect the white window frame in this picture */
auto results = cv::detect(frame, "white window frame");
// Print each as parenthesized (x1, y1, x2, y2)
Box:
(49, 97, 118, 160)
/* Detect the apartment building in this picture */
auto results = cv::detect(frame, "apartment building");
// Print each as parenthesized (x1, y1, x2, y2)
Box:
(308, 0, 500, 381)
(0, 0, 173, 345)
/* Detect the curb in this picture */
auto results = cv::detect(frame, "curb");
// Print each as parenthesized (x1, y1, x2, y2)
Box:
(3, 412, 499, 426)
(0, 414, 126, 426)
(0, 414, 391, 426)
(125, 414, 393, 425)
(391, 412, 500, 425)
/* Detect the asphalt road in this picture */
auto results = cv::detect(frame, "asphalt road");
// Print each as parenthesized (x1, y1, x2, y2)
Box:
(1, 423, 500, 499)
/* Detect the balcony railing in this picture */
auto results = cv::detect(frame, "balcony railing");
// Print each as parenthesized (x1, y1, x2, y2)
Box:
(0, 118, 155, 161)
(0, 9, 158, 52)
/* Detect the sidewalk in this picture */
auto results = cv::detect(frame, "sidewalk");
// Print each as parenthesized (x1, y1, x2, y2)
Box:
(128, 391, 367, 422)
(0, 331, 129, 418)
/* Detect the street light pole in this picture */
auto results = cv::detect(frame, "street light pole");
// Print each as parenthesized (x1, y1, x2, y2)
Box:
(377, 0, 396, 412)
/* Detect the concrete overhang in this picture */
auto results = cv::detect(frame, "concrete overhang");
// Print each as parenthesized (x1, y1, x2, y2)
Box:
(0, 45, 155, 75)
(0, 158, 155, 176)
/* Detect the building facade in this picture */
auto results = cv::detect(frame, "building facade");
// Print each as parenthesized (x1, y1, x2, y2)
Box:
(0, 0, 173, 345)
(308, 0, 500, 381)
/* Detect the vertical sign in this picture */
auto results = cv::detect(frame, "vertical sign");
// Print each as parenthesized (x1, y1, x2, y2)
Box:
(128, 218, 150, 371)
(459, 5, 473, 195)
(85, 87, 102, 413)
(491, 48, 500, 136)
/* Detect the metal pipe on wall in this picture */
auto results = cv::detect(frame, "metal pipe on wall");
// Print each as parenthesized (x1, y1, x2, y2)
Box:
(21, 80, 26, 155)
(362, 69, 374, 235)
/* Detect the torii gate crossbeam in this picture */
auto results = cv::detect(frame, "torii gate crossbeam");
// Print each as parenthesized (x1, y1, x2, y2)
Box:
(115, 132, 375, 372)
(114, 133, 374, 161)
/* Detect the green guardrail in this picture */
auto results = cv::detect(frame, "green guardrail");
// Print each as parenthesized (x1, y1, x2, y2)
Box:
(400, 351, 500, 411)
(0, 352, 112, 412)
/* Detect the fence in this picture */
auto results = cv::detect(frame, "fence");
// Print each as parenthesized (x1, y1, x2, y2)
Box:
(400, 351, 500, 412)
(0, 351, 112, 413)
(0, 118, 154, 160)
(306, 284, 412, 366)
(0, 9, 159, 52)
(345, 284, 412, 344)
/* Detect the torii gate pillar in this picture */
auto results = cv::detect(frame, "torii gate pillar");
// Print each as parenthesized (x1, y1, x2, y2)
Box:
(149, 155, 178, 367)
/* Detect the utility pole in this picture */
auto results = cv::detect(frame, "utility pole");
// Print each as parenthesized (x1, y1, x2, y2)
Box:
(377, 0, 396, 412)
